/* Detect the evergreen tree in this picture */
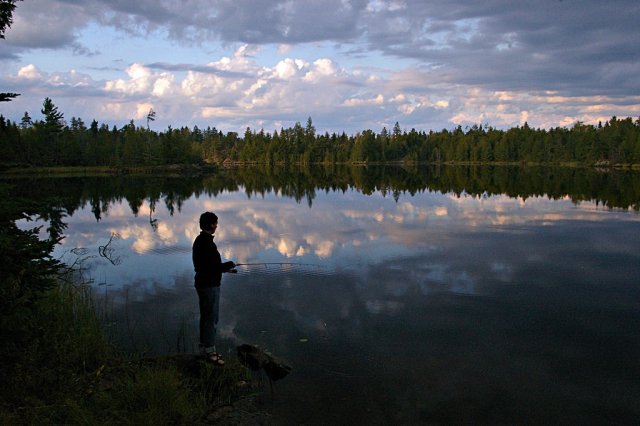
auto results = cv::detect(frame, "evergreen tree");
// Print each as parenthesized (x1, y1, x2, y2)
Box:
(0, 0, 22, 102)
(20, 111, 32, 129)
(41, 97, 64, 134)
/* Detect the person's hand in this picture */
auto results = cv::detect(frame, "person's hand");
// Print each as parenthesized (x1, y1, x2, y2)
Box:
(224, 261, 236, 272)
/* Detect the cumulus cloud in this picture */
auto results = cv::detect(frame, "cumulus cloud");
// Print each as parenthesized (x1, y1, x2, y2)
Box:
(17, 64, 42, 80)
(1, 0, 638, 133)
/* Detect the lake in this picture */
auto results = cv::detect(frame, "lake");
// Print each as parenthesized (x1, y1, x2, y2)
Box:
(8, 165, 640, 424)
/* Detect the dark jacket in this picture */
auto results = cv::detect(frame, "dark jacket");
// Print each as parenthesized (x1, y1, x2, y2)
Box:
(192, 231, 234, 289)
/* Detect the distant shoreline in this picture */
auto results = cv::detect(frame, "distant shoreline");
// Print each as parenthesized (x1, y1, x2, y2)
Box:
(0, 163, 218, 176)
(2, 161, 639, 177)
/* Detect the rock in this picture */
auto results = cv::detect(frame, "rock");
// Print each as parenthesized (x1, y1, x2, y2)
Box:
(236, 344, 291, 381)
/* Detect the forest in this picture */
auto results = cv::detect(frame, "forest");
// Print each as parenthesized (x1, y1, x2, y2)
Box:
(1, 98, 640, 168)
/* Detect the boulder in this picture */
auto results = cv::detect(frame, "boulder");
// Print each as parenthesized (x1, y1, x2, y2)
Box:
(236, 344, 291, 381)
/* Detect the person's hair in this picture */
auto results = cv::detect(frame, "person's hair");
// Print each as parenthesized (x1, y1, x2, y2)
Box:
(199, 212, 218, 231)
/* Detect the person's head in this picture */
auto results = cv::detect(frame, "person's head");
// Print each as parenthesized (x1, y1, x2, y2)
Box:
(199, 211, 218, 233)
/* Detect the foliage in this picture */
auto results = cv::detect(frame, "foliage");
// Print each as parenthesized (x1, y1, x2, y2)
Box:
(41, 97, 64, 133)
(76, 359, 251, 425)
(90, 365, 195, 424)
(0, 0, 21, 39)
(0, 179, 82, 421)
(0, 92, 19, 102)
(0, 0, 22, 102)
(0, 183, 63, 388)
(0, 276, 254, 424)
(0, 280, 112, 422)
(2, 102, 640, 168)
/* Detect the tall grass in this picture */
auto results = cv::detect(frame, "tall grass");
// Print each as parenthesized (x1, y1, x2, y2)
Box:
(1, 277, 255, 425)
(1, 278, 112, 423)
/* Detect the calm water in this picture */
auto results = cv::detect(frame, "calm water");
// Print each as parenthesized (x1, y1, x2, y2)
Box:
(9, 166, 640, 424)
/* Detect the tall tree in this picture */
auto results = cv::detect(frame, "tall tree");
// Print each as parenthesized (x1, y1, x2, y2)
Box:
(146, 108, 156, 130)
(20, 111, 32, 128)
(41, 97, 64, 134)
(39, 97, 65, 164)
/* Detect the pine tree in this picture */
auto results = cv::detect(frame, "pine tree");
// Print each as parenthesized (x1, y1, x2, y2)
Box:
(20, 111, 32, 129)
(41, 97, 64, 134)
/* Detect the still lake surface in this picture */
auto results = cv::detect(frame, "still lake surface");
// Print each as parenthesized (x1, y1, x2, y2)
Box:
(9, 166, 640, 423)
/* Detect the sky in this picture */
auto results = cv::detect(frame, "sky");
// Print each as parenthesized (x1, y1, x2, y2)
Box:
(1, 0, 639, 135)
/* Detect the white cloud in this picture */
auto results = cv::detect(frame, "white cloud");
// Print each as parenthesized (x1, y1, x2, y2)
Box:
(274, 58, 306, 79)
(17, 64, 42, 80)
(105, 63, 152, 95)
(303, 58, 337, 82)
(181, 70, 225, 97)
(151, 74, 174, 96)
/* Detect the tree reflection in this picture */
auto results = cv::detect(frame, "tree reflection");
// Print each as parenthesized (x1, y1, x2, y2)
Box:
(4, 165, 640, 220)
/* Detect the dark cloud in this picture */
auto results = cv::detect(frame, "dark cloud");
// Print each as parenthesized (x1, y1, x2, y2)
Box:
(358, 0, 640, 94)
(5, 0, 90, 48)
(209, 0, 369, 43)
(98, 0, 637, 97)
(0, 45, 21, 60)
(71, 42, 100, 57)
(7, 0, 639, 97)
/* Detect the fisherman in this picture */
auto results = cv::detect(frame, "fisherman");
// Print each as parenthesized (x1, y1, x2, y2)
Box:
(192, 212, 236, 365)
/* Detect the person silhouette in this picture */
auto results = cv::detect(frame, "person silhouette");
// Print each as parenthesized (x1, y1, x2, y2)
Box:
(192, 212, 235, 365)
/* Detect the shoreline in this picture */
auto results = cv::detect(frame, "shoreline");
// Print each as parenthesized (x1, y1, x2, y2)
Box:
(2, 161, 639, 177)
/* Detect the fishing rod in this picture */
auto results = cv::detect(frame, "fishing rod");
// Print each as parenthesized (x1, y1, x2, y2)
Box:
(229, 262, 329, 275)
(235, 262, 324, 268)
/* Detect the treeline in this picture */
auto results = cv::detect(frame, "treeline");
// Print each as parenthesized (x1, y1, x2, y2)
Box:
(2, 98, 640, 167)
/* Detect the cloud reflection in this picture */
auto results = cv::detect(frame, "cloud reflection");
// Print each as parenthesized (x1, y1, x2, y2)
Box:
(36, 184, 637, 299)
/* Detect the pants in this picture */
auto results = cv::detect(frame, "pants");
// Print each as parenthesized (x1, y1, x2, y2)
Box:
(196, 286, 220, 354)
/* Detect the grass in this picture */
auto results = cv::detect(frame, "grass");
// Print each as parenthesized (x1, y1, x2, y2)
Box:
(0, 277, 260, 425)
(63, 359, 252, 425)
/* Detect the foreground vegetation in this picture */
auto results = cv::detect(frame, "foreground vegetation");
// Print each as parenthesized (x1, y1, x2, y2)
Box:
(0, 184, 262, 424)
(0, 281, 253, 424)
(1, 284, 259, 424)
(1, 99, 640, 168)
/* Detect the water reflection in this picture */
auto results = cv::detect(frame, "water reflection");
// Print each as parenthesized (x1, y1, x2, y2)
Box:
(7, 166, 640, 423)
(47, 187, 638, 294)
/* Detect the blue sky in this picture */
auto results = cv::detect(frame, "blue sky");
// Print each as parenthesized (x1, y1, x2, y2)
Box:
(1, 0, 639, 135)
